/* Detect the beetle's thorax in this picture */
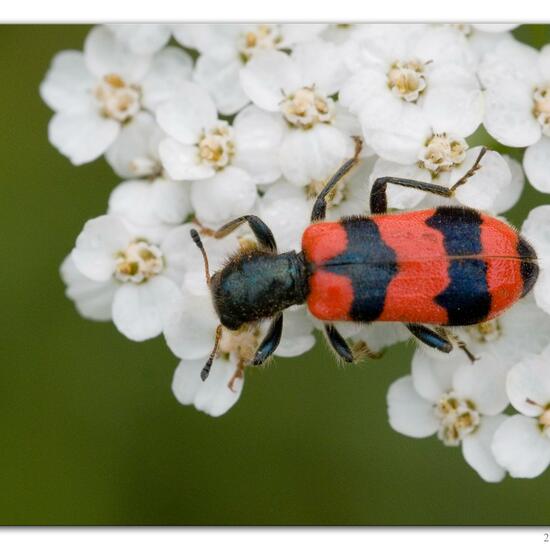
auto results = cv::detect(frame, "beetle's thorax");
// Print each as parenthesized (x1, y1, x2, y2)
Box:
(210, 249, 309, 330)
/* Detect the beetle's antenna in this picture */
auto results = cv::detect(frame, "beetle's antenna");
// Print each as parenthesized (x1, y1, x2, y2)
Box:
(190, 228, 211, 285)
(201, 324, 223, 381)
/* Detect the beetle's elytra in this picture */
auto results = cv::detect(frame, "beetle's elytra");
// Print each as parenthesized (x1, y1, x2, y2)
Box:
(191, 139, 539, 381)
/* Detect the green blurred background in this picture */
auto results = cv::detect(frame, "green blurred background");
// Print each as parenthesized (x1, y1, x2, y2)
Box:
(2, 24, 550, 525)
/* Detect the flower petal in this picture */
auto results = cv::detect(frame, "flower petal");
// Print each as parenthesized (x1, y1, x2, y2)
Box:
(155, 82, 218, 144)
(491, 155, 525, 214)
(194, 55, 249, 115)
(158, 138, 214, 181)
(276, 307, 316, 357)
(257, 182, 312, 252)
(48, 109, 119, 165)
(191, 166, 258, 225)
(72, 215, 131, 282)
(107, 23, 171, 55)
(233, 105, 284, 184)
(105, 111, 163, 179)
(369, 159, 429, 210)
(524, 137, 550, 193)
(60, 255, 117, 322)
(291, 40, 348, 94)
(492, 414, 550, 478)
(151, 178, 192, 225)
(112, 276, 182, 341)
(387, 376, 438, 438)
(452, 356, 508, 415)
(461, 414, 507, 483)
(84, 25, 152, 82)
(423, 65, 483, 137)
(240, 50, 301, 111)
(411, 348, 465, 402)
(506, 355, 550, 416)
(164, 293, 219, 359)
(40, 50, 94, 112)
(483, 79, 541, 147)
(172, 357, 243, 417)
(141, 47, 194, 111)
(452, 148, 512, 211)
(279, 125, 354, 186)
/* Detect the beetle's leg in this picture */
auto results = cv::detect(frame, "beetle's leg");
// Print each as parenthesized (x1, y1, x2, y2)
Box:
(370, 147, 487, 214)
(351, 339, 383, 360)
(213, 215, 277, 252)
(407, 323, 453, 354)
(310, 136, 363, 222)
(251, 314, 284, 366)
(438, 328, 478, 363)
(227, 361, 245, 392)
(324, 324, 355, 362)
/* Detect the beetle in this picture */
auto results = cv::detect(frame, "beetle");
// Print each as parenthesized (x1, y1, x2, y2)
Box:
(191, 138, 539, 382)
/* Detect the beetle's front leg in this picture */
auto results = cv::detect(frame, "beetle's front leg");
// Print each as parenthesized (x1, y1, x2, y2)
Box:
(370, 147, 488, 214)
(310, 136, 363, 222)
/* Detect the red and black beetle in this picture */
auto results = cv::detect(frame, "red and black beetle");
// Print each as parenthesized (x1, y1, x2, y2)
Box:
(191, 139, 539, 381)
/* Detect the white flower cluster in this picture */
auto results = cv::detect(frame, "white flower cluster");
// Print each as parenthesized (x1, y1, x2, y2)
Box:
(42, 23, 550, 482)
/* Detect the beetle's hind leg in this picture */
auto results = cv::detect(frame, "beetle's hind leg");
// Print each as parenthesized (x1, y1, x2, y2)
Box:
(407, 323, 478, 363)
(324, 324, 355, 362)
(438, 327, 478, 363)
(370, 147, 487, 214)
(407, 323, 453, 354)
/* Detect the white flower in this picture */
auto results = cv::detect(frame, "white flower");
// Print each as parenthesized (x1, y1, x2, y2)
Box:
(156, 82, 283, 224)
(257, 181, 313, 252)
(255, 156, 377, 252)
(161, 225, 316, 416)
(40, 26, 192, 165)
(478, 38, 550, 192)
(240, 42, 358, 187)
(107, 24, 172, 55)
(173, 23, 326, 115)
(492, 349, 550, 478)
(172, 357, 244, 417)
(388, 352, 508, 482)
(68, 215, 194, 341)
(491, 155, 525, 214)
(164, 269, 316, 364)
(412, 298, 550, 375)
(165, 290, 316, 416)
(105, 112, 164, 180)
(366, 145, 512, 213)
(108, 178, 192, 240)
(521, 206, 550, 315)
(340, 25, 483, 164)
(60, 255, 117, 322)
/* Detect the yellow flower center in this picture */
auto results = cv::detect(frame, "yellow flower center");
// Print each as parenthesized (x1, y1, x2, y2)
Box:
(115, 240, 164, 284)
(435, 392, 480, 446)
(419, 133, 468, 175)
(281, 87, 335, 129)
(466, 319, 502, 344)
(95, 73, 141, 123)
(198, 124, 235, 169)
(239, 24, 284, 62)
(533, 85, 550, 135)
(387, 59, 427, 103)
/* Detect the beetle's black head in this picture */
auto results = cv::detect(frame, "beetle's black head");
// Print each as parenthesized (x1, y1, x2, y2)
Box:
(210, 248, 309, 330)
(188, 227, 309, 383)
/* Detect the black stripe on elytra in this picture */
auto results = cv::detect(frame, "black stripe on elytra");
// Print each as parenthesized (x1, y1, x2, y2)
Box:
(426, 207, 491, 325)
(517, 237, 539, 297)
(324, 216, 398, 322)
